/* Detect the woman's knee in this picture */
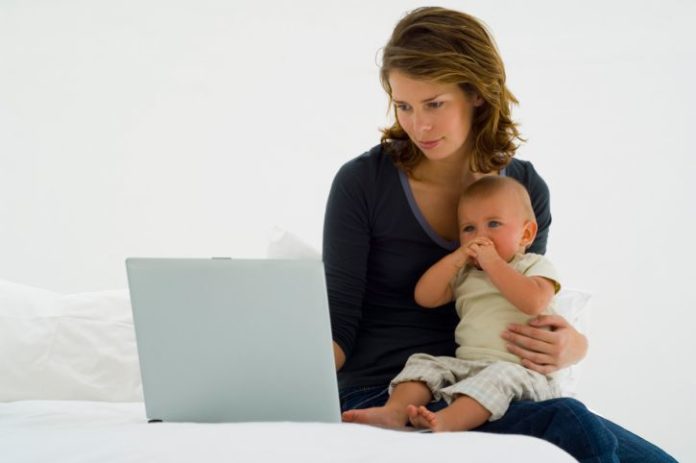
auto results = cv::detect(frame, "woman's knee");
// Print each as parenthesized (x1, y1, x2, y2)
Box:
(551, 397, 589, 415)
(545, 398, 602, 429)
(532, 398, 619, 462)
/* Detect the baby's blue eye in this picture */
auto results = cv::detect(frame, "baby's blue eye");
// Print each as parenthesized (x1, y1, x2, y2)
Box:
(462, 225, 475, 233)
(488, 221, 501, 228)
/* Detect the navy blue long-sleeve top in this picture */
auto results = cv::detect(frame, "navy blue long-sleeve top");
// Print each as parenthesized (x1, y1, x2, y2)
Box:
(322, 144, 551, 389)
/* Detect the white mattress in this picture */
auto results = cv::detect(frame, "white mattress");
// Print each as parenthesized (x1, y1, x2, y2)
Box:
(1, 401, 575, 462)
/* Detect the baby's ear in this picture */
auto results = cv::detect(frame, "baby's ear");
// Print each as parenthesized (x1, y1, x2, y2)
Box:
(521, 220, 538, 248)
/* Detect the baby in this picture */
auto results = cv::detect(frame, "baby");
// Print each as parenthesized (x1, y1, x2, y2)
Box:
(343, 176, 561, 431)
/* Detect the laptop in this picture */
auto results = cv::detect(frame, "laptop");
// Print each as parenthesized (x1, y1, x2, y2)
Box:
(125, 257, 341, 423)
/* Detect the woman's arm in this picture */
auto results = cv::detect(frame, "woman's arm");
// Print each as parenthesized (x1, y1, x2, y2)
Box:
(505, 160, 587, 370)
(504, 159, 550, 254)
(323, 159, 371, 371)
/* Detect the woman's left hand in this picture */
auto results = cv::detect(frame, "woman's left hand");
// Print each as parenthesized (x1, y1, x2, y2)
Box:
(501, 315, 587, 374)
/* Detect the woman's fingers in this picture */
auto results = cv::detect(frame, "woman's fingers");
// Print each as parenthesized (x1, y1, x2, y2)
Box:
(504, 323, 557, 345)
(520, 359, 557, 375)
(529, 314, 570, 330)
(502, 317, 575, 374)
(505, 342, 555, 365)
(504, 335, 559, 374)
(503, 331, 558, 359)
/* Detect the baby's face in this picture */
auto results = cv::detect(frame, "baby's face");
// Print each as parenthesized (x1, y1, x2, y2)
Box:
(458, 190, 529, 262)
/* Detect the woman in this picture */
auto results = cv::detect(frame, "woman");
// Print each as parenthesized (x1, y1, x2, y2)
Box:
(322, 6, 675, 462)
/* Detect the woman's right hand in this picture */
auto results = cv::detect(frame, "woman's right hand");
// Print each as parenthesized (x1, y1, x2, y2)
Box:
(333, 341, 346, 371)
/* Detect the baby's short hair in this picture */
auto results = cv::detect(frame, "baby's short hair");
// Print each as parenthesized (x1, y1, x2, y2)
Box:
(460, 176, 536, 223)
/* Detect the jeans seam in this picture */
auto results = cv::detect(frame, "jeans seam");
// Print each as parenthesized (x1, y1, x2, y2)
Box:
(340, 385, 382, 402)
(351, 388, 388, 410)
(561, 400, 612, 463)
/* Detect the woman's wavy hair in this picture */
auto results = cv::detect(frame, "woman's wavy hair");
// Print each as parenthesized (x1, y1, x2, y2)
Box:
(379, 7, 524, 173)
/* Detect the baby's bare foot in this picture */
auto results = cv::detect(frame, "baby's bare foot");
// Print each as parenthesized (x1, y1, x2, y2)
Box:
(407, 405, 445, 432)
(342, 406, 406, 428)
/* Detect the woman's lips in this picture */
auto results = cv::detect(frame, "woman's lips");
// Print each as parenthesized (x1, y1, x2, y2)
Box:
(418, 139, 442, 150)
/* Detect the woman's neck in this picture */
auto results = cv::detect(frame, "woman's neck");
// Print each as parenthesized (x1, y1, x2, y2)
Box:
(411, 153, 482, 191)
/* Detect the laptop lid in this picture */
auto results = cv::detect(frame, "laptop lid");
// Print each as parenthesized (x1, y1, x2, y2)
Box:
(126, 258, 340, 423)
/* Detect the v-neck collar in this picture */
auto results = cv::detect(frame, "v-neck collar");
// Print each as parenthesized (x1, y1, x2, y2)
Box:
(397, 166, 507, 252)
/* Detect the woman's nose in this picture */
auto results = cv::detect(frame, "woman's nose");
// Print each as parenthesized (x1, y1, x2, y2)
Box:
(413, 112, 432, 133)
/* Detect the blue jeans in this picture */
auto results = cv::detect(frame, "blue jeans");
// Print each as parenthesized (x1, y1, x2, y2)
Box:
(340, 385, 676, 463)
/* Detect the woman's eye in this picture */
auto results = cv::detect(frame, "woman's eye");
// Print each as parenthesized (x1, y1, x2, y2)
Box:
(395, 103, 411, 111)
(427, 101, 444, 109)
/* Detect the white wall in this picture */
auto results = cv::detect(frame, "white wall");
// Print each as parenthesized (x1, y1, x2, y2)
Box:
(1, 0, 694, 459)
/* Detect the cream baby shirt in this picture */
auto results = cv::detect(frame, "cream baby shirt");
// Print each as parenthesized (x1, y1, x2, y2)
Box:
(452, 253, 561, 364)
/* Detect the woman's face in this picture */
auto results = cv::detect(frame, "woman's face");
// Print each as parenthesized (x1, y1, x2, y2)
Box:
(388, 70, 482, 162)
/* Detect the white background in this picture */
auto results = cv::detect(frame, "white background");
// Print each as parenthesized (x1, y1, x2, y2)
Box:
(1, 0, 694, 460)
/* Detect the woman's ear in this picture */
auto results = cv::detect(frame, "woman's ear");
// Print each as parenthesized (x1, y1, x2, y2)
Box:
(521, 221, 538, 248)
(464, 87, 484, 107)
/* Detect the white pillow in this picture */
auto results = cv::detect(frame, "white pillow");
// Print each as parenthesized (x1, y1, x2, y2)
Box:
(0, 279, 142, 402)
(0, 229, 589, 402)
(267, 227, 591, 397)
(267, 226, 322, 260)
(551, 288, 591, 397)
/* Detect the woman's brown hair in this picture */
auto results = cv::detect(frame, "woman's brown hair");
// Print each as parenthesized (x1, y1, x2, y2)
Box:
(379, 7, 523, 173)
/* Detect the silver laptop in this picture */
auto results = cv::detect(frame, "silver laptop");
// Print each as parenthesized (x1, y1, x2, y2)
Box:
(125, 258, 341, 423)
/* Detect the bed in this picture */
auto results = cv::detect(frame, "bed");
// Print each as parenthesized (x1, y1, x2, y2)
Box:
(0, 233, 590, 462)
(1, 400, 576, 462)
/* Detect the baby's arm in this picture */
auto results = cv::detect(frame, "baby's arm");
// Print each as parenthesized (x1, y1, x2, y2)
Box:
(414, 248, 467, 308)
(469, 239, 555, 316)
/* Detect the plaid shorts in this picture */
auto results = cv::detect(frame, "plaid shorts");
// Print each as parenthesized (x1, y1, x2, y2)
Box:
(389, 353, 560, 421)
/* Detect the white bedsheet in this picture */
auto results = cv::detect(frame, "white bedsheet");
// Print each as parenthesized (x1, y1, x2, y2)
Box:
(0, 401, 576, 462)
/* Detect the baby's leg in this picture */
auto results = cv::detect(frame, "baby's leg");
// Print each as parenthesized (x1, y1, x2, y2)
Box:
(408, 394, 491, 432)
(342, 381, 432, 428)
